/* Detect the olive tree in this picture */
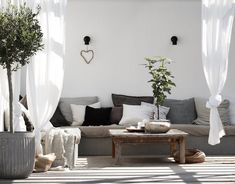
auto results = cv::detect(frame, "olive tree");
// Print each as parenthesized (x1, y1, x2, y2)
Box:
(0, 3, 43, 133)
(144, 56, 176, 119)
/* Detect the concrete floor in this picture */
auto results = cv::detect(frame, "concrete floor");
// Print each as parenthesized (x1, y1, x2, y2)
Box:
(1, 156, 235, 184)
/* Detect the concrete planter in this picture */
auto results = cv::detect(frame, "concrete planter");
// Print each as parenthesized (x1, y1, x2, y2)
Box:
(145, 120, 171, 133)
(0, 132, 35, 179)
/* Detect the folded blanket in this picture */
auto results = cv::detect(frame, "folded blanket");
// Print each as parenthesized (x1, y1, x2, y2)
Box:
(44, 127, 81, 169)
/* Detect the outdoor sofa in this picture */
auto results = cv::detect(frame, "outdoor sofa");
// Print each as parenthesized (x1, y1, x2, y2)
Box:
(48, 94, 235, 157)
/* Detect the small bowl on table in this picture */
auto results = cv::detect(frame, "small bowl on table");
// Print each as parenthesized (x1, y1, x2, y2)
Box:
(145, 120, 171, 133)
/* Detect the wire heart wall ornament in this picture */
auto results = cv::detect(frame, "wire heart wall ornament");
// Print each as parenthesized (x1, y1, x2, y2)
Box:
(80, 49, 94, 64)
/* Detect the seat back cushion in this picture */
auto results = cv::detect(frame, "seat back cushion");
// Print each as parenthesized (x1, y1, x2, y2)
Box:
(112, 93, 154, 107)
(50, 106, 72, 127)
(163, 98, 197, 124)
(193, 97, 230, 125)
(119, 104, 153, 126)
(59, 96, 98, 122)
(110, 107, 123, 124)
(83, 106, 112, 126)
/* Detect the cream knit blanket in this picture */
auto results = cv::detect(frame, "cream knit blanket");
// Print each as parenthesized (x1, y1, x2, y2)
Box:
(44, 127, 81, 169)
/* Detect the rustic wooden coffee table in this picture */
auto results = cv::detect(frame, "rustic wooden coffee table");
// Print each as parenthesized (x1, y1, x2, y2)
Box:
(109, 129, 188, 164)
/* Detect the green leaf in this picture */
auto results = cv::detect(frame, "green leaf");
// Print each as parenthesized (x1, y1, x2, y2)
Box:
(0, 2, 43, 70)
(143, 55, 176, 107)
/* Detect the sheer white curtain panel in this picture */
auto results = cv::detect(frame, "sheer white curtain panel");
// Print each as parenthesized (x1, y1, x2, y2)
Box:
(202, 0, 235, 145)
(26, 0, 67, 155)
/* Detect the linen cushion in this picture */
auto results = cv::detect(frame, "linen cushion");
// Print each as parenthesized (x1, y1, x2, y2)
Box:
(19, 103, 34, 131)
(170, 124, 235, 136)
(163, 98, 197, 124)
(59, 96, 98, 122)
(141, 102, 170, 120)
(70, 102, 101, 126)
(119, 104, 153, 126)
(50, 106, 72, 127)
(78, 124, 125, 138)
(193, 97, 230, 125)
(19, 95, 28, 109)
(112, 94, 154, 107)
(83, 106, 112, 126)
(110, 107, 123, 124)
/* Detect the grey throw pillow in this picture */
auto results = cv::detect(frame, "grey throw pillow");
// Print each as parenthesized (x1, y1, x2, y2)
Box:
(163, 98, 197, 124)
(112, 94, 154, 107)
(59, 96, 98, 122)
(110, 107, 123, 124)
(193, 97, 230, 125)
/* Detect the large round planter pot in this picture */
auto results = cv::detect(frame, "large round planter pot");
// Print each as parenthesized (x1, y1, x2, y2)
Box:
(0, 132, 35, 179)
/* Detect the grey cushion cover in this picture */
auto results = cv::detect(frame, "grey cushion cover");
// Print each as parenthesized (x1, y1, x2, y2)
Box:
(110, 107, 123, 124)
(163, 98, 197, 124)
(193, 97, 230, 125)
(75, 124, 235, 138)
(78, 124, 125, 137)
(112, 94, 154, 107)
(171, 124, 235, 136)
(59, 96, 98, 122)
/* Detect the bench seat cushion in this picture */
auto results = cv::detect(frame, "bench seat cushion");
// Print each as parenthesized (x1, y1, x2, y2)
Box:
(78, 124, 125, 137)
(171, 124, 235, 136)
(77, 124, 235, 138)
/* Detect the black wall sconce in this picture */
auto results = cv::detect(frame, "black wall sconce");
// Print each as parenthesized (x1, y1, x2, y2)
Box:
(80, 35, 94, 64)
(171, 36, 178, 45)
(84, 36, 91, 45)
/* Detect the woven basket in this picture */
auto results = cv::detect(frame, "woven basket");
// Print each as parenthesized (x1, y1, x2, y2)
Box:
(173, 149, 206, 163)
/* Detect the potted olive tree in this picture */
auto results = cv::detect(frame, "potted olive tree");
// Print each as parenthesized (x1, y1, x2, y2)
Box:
(0, 3, 43, 178)
(143, 56, 175, 133)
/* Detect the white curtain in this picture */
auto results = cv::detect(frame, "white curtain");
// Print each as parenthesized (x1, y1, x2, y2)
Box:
(202, 0, 235, 145)
(26, 0, 67, 155)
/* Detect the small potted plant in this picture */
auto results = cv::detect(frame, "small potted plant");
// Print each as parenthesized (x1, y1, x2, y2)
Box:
(143, 56, 176, 133)
(0, 3, 43, 178)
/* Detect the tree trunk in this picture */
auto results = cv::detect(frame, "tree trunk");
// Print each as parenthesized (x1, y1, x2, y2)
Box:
(7, 65, 14, 133)
(157, 104, 160, 120)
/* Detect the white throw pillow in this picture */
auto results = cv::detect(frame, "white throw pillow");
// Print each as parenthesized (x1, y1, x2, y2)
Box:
(70, 102, 101, 126)
(119, 104, 153, 126)
(141, 102, 170, 120)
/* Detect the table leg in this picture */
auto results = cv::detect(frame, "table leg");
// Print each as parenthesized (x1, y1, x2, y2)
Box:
(179, 137, 185, 164)
(170, 138, 177, 157)
(114, 142, 122, 165)
(112, 140, 115, 158)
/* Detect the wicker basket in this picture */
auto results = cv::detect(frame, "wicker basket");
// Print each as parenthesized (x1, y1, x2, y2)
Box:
(173, 149, 206, 163)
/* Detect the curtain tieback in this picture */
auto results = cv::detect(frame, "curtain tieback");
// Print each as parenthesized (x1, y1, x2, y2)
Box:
(206, 95, 222, 109)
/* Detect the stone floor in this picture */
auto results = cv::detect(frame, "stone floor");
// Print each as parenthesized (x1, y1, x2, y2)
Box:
(1, 156, 235, 183)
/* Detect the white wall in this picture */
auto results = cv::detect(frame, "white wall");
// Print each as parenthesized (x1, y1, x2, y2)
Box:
(21, 0, 235, 123)
(64, 0, 205, 101)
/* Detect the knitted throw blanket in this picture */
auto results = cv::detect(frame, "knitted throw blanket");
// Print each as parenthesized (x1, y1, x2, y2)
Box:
(44, 127, 81, 168)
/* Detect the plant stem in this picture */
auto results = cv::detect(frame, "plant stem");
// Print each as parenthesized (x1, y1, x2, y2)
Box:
(7, 65, 14, 133)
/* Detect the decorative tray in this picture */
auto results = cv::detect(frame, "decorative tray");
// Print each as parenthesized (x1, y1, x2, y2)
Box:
(126, 126, 145, 132)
